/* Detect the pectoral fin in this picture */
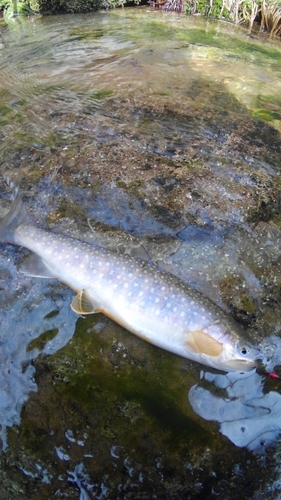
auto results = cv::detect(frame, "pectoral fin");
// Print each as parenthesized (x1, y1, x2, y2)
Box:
(71, 290, 101, 315)
(19, 254, 57, 278)
(185, 330, 223, 356)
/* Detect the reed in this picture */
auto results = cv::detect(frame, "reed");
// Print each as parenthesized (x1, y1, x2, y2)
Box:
(260, 0, 281, 36)
(184, 0, 281, 35)
(242, 0, 261, 33)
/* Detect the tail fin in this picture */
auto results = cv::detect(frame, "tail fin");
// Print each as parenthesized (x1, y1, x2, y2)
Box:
(0, 177, 32, 244)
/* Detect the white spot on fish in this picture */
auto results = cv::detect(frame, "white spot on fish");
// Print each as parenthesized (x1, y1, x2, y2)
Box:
(180, 311, 185, 318)
(138, 291, 143, 297)
(155, 309, 160, 316)
(155, 298, 160, 304)
(127, 292, 132, 297)
(167, 302, 171, 308)
(124, 283, 128, 288)
(173, 306, 177, 312)
(161, 286, 165, 291)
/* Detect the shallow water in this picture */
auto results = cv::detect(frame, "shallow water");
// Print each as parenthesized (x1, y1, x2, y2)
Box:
(1, 7, 281, 499)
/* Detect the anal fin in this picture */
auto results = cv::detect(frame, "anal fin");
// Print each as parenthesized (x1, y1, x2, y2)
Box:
(71, 290, 101, 315)
(19, 254, 57, 278)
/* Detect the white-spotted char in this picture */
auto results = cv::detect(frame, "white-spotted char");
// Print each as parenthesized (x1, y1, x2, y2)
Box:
(0, 181, 260, 372)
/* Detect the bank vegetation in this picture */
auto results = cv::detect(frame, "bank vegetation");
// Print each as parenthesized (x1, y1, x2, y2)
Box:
(0, 0, 280, 36)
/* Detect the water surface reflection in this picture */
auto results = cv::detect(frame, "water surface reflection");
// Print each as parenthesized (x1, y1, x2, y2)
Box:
(189, 352, 281, 454)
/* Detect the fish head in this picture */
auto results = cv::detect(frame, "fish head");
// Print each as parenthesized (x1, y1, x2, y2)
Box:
(188, 321, 261, 372)
(220, 340, 260, 372)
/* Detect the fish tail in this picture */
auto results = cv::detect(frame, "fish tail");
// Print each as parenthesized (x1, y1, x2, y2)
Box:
(0, 177, 32, 244)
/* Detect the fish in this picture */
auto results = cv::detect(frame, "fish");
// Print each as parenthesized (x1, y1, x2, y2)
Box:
(0, 180, 260, 372)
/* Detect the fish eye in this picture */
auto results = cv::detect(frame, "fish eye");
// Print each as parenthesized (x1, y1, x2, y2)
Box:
(237, 342, 251, 356)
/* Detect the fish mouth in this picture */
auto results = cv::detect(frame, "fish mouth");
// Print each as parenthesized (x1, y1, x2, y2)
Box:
(225, 358, 257, 371)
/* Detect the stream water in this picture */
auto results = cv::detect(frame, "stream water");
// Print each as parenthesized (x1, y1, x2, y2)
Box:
(1, 7, 281, 499)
